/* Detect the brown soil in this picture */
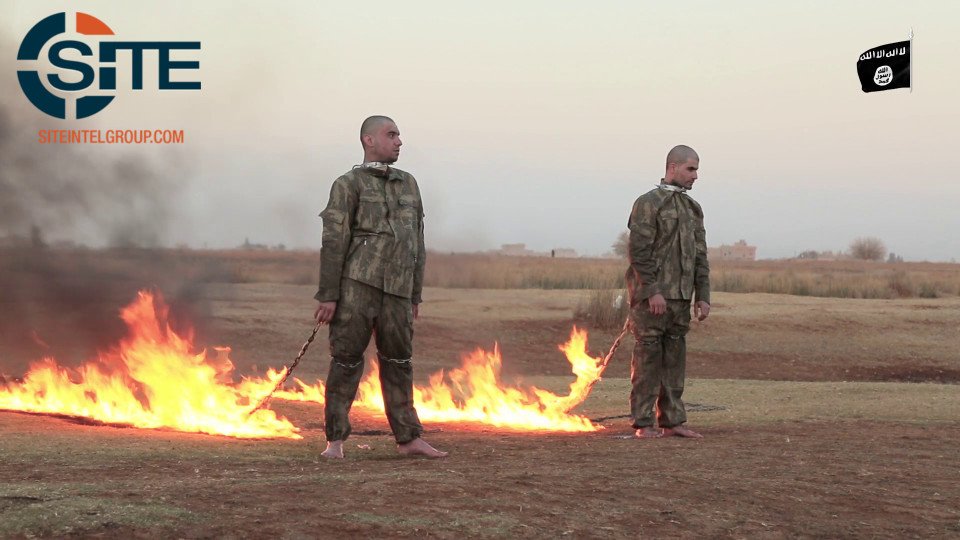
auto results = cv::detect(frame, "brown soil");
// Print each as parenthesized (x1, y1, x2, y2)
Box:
(1, 408, 958, 538)
(2, 284, 959, 537)
(687, 351, 960, 383)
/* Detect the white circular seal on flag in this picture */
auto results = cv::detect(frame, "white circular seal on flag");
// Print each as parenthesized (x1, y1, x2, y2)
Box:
(874, 65, 893, 86)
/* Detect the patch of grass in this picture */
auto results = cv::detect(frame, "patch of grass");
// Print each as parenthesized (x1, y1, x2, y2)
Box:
(887, 271, 916, 297)
(713, 271, 748, 292)
(438, 511, 523, 536)
(423, 253, 624, 289)
(3, 248, 958, 298)
(577, 378, 960, 427)
(343, 509, 522, 537)
(343, 511, 434, 528)
(424, 255, 960, 299)
(709, 260, 960, 299)
(573, 289, 629, 329)
(918, 282, 940, 298)
(0, 483, 199, 537)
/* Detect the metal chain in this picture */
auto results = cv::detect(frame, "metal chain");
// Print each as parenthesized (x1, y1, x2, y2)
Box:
(247, 322, 322, 415)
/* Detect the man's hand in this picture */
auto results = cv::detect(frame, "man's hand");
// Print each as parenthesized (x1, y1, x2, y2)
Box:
(314, 301, 337, 325)
(648, 294, 666, 316)
(413, 303, 420, 321)
(694, 301, 711, 321)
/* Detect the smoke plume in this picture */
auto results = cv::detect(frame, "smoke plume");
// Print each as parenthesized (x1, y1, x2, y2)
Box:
(0, 36, 209, 374)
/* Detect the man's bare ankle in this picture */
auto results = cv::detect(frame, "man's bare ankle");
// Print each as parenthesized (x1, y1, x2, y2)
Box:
(663, 425, 703, 438)
(635, 427, 662, 439)
(321, 440, 345, 458)
(397, 437, 448, 458)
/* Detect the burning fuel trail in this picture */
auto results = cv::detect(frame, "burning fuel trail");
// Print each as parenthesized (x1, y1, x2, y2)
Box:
(0, 291, 300, 439)
(267, 327, 608, 432)
(2, 291, 615, 438)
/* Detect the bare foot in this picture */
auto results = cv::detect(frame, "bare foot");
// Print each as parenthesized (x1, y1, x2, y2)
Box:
(321, 440, 344, 459)
(397, 438, 448, 458)
(663, 425, 703, 438)
(634, 427, 663, 439)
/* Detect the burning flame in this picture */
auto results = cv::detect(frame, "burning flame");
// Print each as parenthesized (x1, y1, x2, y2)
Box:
(2, 291, 611, 438)
(270, 328, 606, 432)
(0, 291, 300, 439)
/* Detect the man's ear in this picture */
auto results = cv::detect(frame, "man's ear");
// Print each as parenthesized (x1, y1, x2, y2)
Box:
(360, 134, 372, 148)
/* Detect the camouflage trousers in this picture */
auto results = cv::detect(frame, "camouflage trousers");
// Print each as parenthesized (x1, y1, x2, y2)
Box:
(629, 298, 691, 429)
(324, 278, 423, 444)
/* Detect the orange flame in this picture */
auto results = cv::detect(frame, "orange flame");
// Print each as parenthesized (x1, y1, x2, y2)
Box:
(0, 291, 300, 439)
(2, 291, 611, 437)
(272, 328, 606, 432)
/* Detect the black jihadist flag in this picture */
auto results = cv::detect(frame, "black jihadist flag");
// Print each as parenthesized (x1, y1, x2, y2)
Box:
(857, 40, 910, 92)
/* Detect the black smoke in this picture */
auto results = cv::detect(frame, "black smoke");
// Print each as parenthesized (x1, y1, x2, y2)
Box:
(0, 36, 209, 375)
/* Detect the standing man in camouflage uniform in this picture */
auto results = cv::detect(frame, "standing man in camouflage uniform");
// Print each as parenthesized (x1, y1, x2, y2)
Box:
(314, 115, 446, 458)
(626, 145, 710, 439)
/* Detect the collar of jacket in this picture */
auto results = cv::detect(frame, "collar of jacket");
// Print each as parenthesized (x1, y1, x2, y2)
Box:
(360, 161, 389, 170)
(355, 162, 402, 181)
(657, 181, 688, 194)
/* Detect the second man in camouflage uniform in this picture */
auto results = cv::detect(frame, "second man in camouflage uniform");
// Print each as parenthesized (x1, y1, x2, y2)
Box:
(625, 145, 711, 439)
(314, 116, 446, 458)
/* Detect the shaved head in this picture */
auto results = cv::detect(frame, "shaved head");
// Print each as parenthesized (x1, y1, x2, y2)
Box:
(666, 145, 699, 168)
(360, 115, 395, 140)
(664, 145, 700, 189)
(359, 115, 402, 163)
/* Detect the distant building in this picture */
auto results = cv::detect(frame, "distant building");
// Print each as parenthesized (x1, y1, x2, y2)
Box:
(494, 244, 578, 257)
(708, 240, 757, 261)
(240, 237, 269, 250)
(498, 243, 537, 256)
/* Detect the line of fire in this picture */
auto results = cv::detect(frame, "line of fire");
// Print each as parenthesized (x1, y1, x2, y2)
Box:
(0, 290, 613, 439)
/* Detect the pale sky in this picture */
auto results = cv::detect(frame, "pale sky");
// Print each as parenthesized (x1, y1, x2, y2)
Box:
(3, 1, 959, 260)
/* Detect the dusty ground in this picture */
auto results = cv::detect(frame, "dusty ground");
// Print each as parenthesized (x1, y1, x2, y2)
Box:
(202, 284, 960, 385)
(2, 284, 959, 537)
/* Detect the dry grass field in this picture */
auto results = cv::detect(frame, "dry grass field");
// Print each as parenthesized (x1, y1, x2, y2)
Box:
(1, 248, 959, 537)
(4, 247, 958, 296)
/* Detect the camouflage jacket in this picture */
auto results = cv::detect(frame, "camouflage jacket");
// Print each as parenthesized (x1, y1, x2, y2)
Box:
(626, 183, 710, 304)
(314, 166, 426, 303)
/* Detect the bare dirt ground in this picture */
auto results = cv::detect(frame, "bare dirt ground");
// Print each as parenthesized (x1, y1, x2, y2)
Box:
(2, 285, 959, 537)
